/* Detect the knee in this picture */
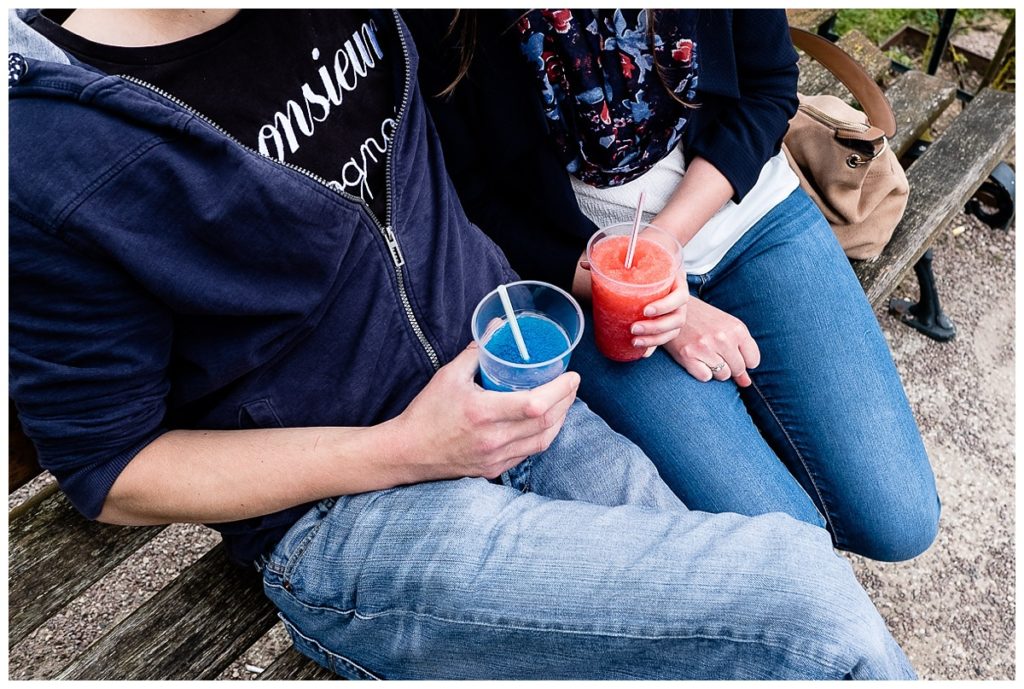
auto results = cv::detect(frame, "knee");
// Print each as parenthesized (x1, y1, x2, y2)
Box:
(841, 494, 941, 562)
(738, 516, 911, 677)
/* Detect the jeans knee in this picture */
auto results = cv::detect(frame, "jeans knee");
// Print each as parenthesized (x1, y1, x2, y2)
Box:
(843, 495, 941, 562)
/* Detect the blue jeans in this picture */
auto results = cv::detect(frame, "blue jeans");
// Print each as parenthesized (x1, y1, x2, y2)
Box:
(262, 400, 915, 679)
(571, 188, 940, 562)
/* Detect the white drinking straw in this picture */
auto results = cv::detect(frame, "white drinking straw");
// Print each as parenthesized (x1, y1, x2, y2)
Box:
(497, 283, 531, 361)
(624, 190, 646, 269)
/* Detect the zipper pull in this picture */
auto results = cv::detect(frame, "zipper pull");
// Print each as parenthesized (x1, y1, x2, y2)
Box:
(383, 225, 405, 267)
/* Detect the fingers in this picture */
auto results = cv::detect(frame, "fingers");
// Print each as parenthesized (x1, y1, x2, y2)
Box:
(578, 259, 592, 272)
(631, 306, 686, 343)
(444, 340, 482, 382)
(672, 349, 714, 382)
(738, 333, 761, 370)
(642, 283, 688, 319)
(718, 343, 748, 383)
(706, 359, 732, 382)
(632, 328, 681, 349)
(491, 371, 580, 422)
(505, 396, 574, 458)
(505, 387, 577, 442)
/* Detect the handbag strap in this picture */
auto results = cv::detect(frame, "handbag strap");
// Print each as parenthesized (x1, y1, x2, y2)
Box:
(789, 27, 897, 138)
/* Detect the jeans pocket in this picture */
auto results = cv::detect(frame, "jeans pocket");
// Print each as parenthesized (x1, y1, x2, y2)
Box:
(277, 612, 382, 680)
(263, 497, 336, 584)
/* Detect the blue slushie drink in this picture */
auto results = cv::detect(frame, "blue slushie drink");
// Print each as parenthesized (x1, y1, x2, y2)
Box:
(472, 281, 585, 392)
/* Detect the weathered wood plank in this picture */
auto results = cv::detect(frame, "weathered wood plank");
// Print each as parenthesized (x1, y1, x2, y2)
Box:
(9, 403, 43, 491)
(854, 88, 1015, 306)
(786, 9, 836, 33)
(259, 647, 338, 681)
(886, 71, 957, 157)
(56, 546, 279, 680)
(799, 30, 890, 100)
(8, 490, 165, 646)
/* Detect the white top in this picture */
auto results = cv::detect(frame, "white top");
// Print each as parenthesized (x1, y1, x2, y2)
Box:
(571, 146, 799, 275)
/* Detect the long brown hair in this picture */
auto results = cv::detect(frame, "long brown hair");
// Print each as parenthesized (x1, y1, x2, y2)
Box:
(438, 9, 698, 109)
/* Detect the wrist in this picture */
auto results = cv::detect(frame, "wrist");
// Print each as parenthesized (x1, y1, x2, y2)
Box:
(323, 420, 420, 493)
(370, 416, 421, 486)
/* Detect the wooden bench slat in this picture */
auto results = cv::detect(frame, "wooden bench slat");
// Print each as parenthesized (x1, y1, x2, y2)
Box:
(259, 647, 337, 681)
(798, 29, 891, 100)
(8, 490, 165, 646)
(886, 71, 958, 157)
(9, 404, 43, 492)
(855, 88, 1015, 306)
(55, 546, 279, 680)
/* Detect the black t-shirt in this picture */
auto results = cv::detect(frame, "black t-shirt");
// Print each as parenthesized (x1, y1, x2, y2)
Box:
(31, 9, 397, 221)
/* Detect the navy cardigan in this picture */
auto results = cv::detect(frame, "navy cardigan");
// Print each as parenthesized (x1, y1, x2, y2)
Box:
(404, 10, 800, 291)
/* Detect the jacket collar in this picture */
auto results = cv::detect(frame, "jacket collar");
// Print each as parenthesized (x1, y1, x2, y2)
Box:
(9, 9, 71, 64)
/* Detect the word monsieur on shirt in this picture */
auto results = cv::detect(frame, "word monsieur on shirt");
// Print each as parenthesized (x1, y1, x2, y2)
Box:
(256, 20, 385, 163)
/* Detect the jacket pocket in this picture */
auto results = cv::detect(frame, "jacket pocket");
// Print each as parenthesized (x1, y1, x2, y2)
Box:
(238, 397, 284, 429)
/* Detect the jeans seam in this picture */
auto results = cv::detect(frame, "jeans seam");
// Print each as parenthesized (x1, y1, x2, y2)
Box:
(280, 510, 331, 585)
(264, 586, 846, 675)
(277, 612, 382, 680)
(748, 379, 843, 543)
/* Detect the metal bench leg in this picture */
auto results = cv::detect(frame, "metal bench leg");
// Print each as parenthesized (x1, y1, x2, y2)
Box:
(888, 249, 957, 342)
(965, 161, 1016, 230)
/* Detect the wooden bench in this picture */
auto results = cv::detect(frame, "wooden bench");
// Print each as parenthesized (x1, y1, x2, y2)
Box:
(8, 407, 334, 681)
(8, 12, 1016, 680)
(788, 9, 1015, 326)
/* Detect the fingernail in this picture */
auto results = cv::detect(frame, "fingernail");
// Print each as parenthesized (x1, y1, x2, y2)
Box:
(632, 338, 643, 347)
(631, 324, 643, 335)
(644, 306, 655, 317)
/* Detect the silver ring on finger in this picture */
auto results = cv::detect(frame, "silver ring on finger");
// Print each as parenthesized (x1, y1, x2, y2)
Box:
(700, 359, 727, 374)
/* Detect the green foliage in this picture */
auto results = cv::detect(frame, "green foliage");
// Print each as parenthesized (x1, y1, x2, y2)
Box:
(834, 9, 938, 45)
(835, 8, 1015, 46)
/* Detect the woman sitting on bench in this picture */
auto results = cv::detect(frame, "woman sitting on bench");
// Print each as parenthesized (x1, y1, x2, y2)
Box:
(407, 7, 941, 563)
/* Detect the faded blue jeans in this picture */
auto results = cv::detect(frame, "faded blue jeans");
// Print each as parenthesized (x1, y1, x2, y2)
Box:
(572, 188, 941, 562)
(262, 400, 915, 679)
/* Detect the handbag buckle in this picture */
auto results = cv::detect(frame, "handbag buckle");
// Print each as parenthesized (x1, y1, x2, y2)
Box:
(847, 136, 888, 168)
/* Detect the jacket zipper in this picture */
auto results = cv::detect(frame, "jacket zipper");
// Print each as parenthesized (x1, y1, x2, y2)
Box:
(117, 12, 441, 371)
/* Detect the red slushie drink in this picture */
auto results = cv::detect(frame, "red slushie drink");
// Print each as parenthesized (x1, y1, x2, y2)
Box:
(587, 223, 683, 362)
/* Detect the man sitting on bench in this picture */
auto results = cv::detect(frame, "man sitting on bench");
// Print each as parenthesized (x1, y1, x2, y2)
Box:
(9, 8, 915, 680)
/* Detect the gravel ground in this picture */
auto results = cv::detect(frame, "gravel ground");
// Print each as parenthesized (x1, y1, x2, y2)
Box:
(849, 208, 1016, 680)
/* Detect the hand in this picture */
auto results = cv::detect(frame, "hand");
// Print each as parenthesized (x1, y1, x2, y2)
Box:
(392, 342, 580, 481)
(576, 257, 688, 358)
(662, 297, 760, 387)
(630, 271, 688, 357)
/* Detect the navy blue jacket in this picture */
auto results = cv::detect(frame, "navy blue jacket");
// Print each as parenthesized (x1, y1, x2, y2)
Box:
(8, 9, 516, 567)
(404, 9, 799, 291)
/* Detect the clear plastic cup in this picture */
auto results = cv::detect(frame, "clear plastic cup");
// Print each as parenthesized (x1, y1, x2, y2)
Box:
(471, 280, 585, 391)
(586, 223, 684, 362)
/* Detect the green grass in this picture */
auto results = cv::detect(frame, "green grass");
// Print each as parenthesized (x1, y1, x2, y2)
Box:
(835, 8, 1015, 46)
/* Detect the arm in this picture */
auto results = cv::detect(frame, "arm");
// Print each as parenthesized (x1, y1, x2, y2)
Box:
(682, 9, 800, 205)
(99, 343, 579, 526)
(653, 11, 799, 243)
(12, 217, 578, 528)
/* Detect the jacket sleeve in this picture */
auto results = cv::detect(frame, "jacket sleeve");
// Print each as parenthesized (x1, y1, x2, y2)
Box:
(686, 9, 799, 202)
(9, 212, 172, 520)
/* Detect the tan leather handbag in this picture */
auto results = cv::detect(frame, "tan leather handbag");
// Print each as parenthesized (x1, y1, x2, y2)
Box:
(783, 28, 909, 260)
